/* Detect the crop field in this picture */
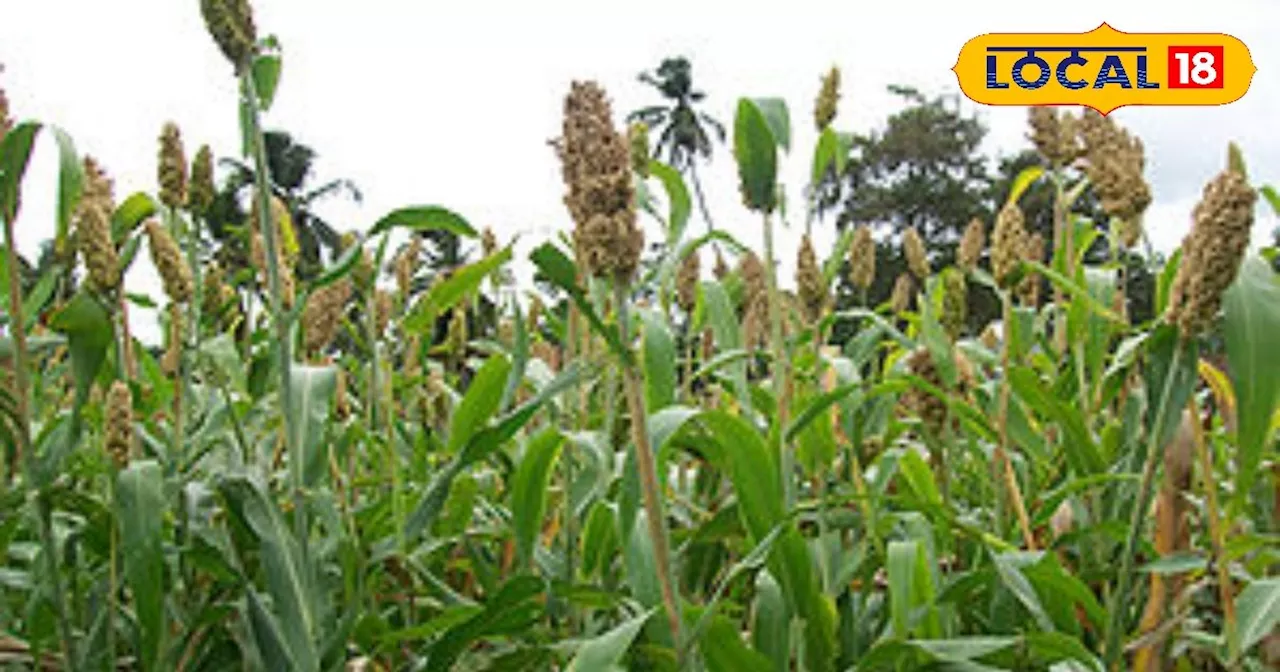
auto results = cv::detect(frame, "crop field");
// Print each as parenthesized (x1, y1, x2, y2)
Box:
(0, 1, 1277, 670)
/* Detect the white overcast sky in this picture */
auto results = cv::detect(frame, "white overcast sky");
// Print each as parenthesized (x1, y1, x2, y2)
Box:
(3, 0, 1277, 343)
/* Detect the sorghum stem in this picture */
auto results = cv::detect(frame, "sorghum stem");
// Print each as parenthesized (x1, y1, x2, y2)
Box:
(240, 72, 305, 554)
(4, 210, 76, 670)
(1188, 397, 1238, 664)
(762, 213, 792, 507)
(615, 281, 682, 646)
(1105, 345, 1186, 669)
(998, 296, 1037, 550)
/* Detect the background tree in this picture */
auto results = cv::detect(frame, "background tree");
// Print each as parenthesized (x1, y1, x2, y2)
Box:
(627, 57, 725, 232)
(208, 129, 361, 282)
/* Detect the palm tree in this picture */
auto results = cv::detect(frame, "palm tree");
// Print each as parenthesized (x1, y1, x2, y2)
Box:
(211, 130, 362, 281)
(627, 57, 725, 233)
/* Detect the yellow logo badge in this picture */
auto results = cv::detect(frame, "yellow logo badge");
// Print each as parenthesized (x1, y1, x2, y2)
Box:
(952, 23, 1256, 114)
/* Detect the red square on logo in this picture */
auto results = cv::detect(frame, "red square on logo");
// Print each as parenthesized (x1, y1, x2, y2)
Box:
(1168, 46, 1225, 88)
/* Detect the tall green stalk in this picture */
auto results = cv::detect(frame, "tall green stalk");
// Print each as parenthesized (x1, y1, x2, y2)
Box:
(3, 206, 76, 668)
(614, 280, 682, 648)
(762, 213, 792, 508)
(1104, 345, 1186, 669)
(240, 72, 306, 555)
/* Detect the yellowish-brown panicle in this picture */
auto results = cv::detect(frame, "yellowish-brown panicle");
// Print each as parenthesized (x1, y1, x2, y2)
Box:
(146, 220, 194, 303)
(556, 81, 644, 283)
(1027, 107, 1081, 168)
(302, 278, 352, 354)
(676, 249, 701, 313)
(1077, 110, 1152, 224)
(374, 289, 393, 335)
(849, 225, 876, 292)
(991, 201, 1027, 289)
(814, 65, 841, 131)
(903, 347, 949, 436)
(157, 122, 188, 209)
(526, 294, 544, 335)
(395, 237, 422, 299)
(75, 156, 121, 291)
(105, 380, 133, 468)
(200, 0, 257, 71)
(1018, 231, 1046, 307)
(891, 272, 913, 314)
(980, 323, 999, 351)
(1165, 167, 1257, 339)
(796, 233, 827, 323)
(958, 217, 985, 272)
(189, 145, 215, 216)
(940, 267, 967, 341)
(903, 227, 929, 280)
(739, 251, 768, 349)
(76, 200, 120, 293)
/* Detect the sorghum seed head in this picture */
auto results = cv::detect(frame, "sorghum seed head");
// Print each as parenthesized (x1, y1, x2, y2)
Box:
(1077, 111, 1152, 223)
(958, 217, 985, 272)
(739, 252, 768, 349)
(1018, 232, 1045, 306)
(676, 249, 701, 313)
(1165, 168, 1257, 339)
(75, 201, 120, 292)
(395, 238, 422, 298)
(374, 290, 393, 334)
(189, 145, 215, 215)
(628, 121, 650, 177)
(903, 227, 929, 280)
(526, 294, 544, 334)
(940, 267, 967, 341)
(157, 122, 188, 209)
(557, 81, 643, 282)
(796, 233, 828, 323)
(250, 230, 266, 270)
(202, 262, 225, 317)
(849, 225, 876, 291)
(200, 0, 257, 71)
(105, 380, 133, 468)
(814, 66, 841, 131)
(162, 303, 183, 376)
(145, 220, 194, 303)
(991, 202, 1027, 288)
(249, 194, 299, 266)
(903, 347, 949, 436)
(81, 156, 116, 211)
(891, 272, 913, 314)
(482, 227, 497, 258)
(302, 278, 352, 354)
(1027, 107, 1081, 167)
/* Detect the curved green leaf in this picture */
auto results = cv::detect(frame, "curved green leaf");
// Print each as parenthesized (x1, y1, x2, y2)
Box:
(1222, 257, 1280, 504)
(368, 205, 477, 239)
(511, 429, 564, 567)
(566, 609, 655, 672)
(117, 460, 166, 672)
(734, 99, 778, 213)
(647, 160, 691, 243)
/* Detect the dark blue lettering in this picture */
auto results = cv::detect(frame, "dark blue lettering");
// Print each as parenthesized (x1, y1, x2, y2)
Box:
(1012, 52, 1050, 89)
(1093, 55, 1132, 88)
(1056, 51, 1088, 89)
(987, 55, 1009, 89)
(1136, 54, 1159, 88)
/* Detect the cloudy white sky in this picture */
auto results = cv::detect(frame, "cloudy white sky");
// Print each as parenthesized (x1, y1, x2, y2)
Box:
(3, 0, 1277, 343)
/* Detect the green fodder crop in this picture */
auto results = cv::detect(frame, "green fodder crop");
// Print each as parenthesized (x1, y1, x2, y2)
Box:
(0, 2, 1278, 671)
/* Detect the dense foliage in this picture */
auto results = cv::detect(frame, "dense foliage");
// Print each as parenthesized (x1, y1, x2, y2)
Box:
(0, 2, 1277, 670)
